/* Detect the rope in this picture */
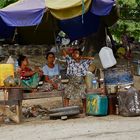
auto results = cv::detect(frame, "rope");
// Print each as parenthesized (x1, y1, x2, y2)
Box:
(34, 9, 47, 32)
(51, 14, 61, 75)
(81, 0, 85, 24)
(12, 28, 17, 43)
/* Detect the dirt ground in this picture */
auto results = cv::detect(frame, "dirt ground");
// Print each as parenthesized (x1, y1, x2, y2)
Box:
(0, 73, 139, 140)
(1, 114, 140, 140)
(1, 97, 140, 140)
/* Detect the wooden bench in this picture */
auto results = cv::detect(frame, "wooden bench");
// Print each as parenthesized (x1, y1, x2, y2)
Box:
(0, 87, 64, 123)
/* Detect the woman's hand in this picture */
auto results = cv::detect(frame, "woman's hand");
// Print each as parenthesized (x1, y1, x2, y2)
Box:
(17, 67, 22, 73)
(45, 76, 58, 89)
(52, 83, 58, 89)
(34, 66, 43, 76)
(62, 49, 67, 57)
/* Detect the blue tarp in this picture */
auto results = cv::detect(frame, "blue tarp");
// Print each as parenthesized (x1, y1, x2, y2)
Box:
(0, 0, 116, 41)
(0, 0, 46, 27)
(91, 0, 115, 16)
(0, 17, 15, 39)
(58, 12, 100, 41)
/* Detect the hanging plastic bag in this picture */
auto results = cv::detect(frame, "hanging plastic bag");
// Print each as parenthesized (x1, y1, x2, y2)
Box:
(3, 75, 16, 87)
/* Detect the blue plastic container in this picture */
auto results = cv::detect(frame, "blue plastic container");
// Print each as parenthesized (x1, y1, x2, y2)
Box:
(104, 67, 133, 85)
(86, 94, 108, 116)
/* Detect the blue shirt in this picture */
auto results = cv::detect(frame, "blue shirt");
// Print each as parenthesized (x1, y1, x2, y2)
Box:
(42, 64, 60, 76)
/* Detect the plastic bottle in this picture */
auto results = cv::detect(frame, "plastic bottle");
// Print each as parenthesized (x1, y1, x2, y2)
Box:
(6, 56, 15, 64)
(137, 60, 140, 75)
(14, 59, 19, 72)
(92, 77, 99, 89)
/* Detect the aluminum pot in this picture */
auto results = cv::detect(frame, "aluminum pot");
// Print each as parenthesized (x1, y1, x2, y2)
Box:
(106, 85, 118, 94)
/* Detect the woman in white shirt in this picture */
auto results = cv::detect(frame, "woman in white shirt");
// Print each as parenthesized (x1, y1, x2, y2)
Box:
(42, 52, 61, 91)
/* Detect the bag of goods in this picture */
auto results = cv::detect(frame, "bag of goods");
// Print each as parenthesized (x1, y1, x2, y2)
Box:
(3, 75, 17, 87)
(118, 87, 140, 117)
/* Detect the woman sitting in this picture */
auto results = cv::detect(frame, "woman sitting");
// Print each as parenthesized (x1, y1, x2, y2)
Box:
(17, 54, 42, 89)
(42, 52, 61, 91)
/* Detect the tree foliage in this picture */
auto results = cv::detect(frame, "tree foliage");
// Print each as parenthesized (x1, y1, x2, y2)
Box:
(110, 0, 140, 42)
(0, 0, 18, 8)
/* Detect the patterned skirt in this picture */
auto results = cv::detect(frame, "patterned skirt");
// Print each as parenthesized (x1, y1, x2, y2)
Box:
(64, 76, 86, 99)
(41, 75, 62, 91)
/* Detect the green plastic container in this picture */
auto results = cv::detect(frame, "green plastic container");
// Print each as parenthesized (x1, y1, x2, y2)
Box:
(86, 94, 108, 116)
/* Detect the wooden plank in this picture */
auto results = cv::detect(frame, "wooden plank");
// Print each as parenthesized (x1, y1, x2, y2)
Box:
(0, 100, 18, 105)
(23, 90, 64, 100)
(0, 105, 20, 123)
(0, 87, 64, 100)
(16, 101, 22, 123)
(86, 88, 105, 94)
(0, 87, 23, 89)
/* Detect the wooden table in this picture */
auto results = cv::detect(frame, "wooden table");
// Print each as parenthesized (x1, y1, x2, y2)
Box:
(0, 87, 64, 123)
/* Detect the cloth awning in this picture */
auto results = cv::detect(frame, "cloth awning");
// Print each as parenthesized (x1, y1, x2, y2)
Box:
(91, 0, 115, 16)
(0, 0, 93, 26)
(0, 0, 116, 27)
(0, 0, 118, 42)
(0, 0, 46, 27)
(59, 11, 100, 41)
(46, 0, 92, 20)
(0, 17, 15, 38)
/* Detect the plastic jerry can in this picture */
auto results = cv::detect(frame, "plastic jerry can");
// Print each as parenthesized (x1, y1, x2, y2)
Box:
(0, 64, 14, 86)
(99, 47, 117, 69)
(86, 94, 108, 116)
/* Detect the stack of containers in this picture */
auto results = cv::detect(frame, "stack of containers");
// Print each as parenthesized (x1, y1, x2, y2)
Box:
(85, 69, 108, 116)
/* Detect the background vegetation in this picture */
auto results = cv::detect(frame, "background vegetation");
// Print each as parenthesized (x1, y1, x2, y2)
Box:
(111, 0, 140, 42)
(0, 0, 17, 8)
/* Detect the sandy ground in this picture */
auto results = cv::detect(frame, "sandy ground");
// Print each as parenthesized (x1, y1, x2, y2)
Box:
(0, 97, 140, 140)
(0, 75, 139, 140)
(1, 115, 140, 140)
